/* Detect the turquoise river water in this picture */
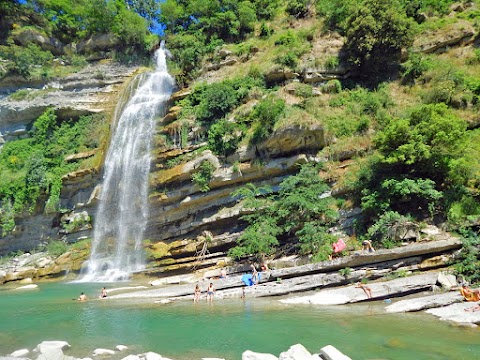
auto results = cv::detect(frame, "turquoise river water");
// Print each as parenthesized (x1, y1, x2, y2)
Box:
(0, 282, 479, 360)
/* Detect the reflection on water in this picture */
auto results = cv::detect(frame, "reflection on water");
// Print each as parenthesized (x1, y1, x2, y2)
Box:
(0, 282, 479, 360)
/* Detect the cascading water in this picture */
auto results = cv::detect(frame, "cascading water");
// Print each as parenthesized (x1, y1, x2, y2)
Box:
(78, 45, 175, 282)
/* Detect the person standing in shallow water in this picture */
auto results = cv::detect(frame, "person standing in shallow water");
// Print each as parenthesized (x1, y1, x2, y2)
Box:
(100, 287, 108, 298)
(206, 283, 214, 302)
(194, 284, 201, 302)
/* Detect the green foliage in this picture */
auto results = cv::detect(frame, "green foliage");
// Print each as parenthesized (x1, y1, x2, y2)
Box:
(167, 33, 211, 79)
(207, 119, 246, 157)
(191, 160, 216, 192)
(329, 86, 392, 116)
(0, 43, 53, 79)
(185, 77, 263, 125)
(0, 109, 105, 221)
(374, 103, 466, 172)
(361, 177, 443, 217)
(323, 79, 342, 94)
(296, 221, 336, 261)
(272, 30, 310, 69)
(454, 230, 480, 285)
(285, 0, 309, 18)
(449, 128, 480, 191)
(292, 83, 313, 98)
(343, 0, 415, 73)
(365, 211, 413, 247)
(31, 108, 57, 144)
(160, 0, 278, 41)
(180, 121, 189, 148)
(230, 183, 272, 210)
(466, 48, 480, 65)
(274, 51, 298, 68)
(402, 53, 433, 83)
(45, 240, 68, 258)
(339, 267, 352, 277)
(447, 195, 480, 227)
(194, 82, 241, 124)
(324, 55, 340, 70)
(229, 163, 337, 260)
(316, 0, 357, 32)
(250, 96, 286, 144)
(112, 6, 150, 51)
(9, 89, 31, 101)
(228, 216, 281, 260)
(259, 22, 273, 38)
(0, 200, 15, 236)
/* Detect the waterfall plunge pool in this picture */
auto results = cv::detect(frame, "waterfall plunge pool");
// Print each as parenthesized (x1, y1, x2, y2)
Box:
(1, 282, 479, 360)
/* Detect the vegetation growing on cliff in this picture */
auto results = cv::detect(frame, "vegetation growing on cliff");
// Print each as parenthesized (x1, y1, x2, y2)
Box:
(0, 109, 105, 234)
(155, 0, 480, 280)
(229, 163, 337, 261)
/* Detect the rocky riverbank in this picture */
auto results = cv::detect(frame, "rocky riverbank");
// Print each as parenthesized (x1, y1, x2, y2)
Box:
(1, 341, 352, 360)
(2, 238, 479, 329)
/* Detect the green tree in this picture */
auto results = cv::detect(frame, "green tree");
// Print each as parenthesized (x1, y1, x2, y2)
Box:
(250, 96, 285, 144)
(374, 103, 466, 177)
(343, 0, 415, 73)
(229, 163, 337, 260)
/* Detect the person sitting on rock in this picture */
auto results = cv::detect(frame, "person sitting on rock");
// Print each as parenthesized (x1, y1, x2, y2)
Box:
(460, 284, 480, 302)
(362, 240, 375, 253)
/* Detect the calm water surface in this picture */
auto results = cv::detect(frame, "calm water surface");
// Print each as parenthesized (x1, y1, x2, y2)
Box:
(0, 282, 479, 360)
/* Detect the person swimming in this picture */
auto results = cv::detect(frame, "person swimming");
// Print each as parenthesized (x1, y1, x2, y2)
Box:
(77, 292, 88, 301)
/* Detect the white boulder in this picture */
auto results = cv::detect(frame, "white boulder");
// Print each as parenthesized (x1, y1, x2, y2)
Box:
(16, 284, 38, 290)
(121, 356, 140, 360)
(35, 341, 70, 353)
(115, 345, 128, 352)
(144, 352, 172, 360)
(437, 272, 457, 290)
(279, 344, 313, 360)
(10, 349, 30, 357)
(242, 350, 278, 360)
(92, 349, 115, 356)
(18, 278, 33, 285)
(318, 345, 351, 360)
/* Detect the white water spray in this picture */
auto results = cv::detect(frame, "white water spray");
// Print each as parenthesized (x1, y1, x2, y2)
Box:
(78, 45, 175, 282)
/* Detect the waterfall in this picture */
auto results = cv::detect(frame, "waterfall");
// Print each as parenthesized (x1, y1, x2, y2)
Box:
(78, 45, 175, 282)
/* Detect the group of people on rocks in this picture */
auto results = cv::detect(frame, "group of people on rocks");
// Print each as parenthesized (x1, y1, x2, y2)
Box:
(193, 263, 271, 302)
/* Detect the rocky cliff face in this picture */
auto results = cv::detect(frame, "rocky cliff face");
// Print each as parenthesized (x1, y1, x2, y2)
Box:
(0, 31, 370, 278)
(0, 60, 140, 255)
(3, 20, 475, 280)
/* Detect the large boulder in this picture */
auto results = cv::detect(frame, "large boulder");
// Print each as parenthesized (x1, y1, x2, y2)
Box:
(256, 125, 326, 158)
(77, 34, 119, 54)
(414, 21, 475, 54)
(13, 28, 64, 55)
(279, 344, 313, 360)
(318, 345, 351, 360)
(385, 292, 462, 313)
(9, 349, 30, 358)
